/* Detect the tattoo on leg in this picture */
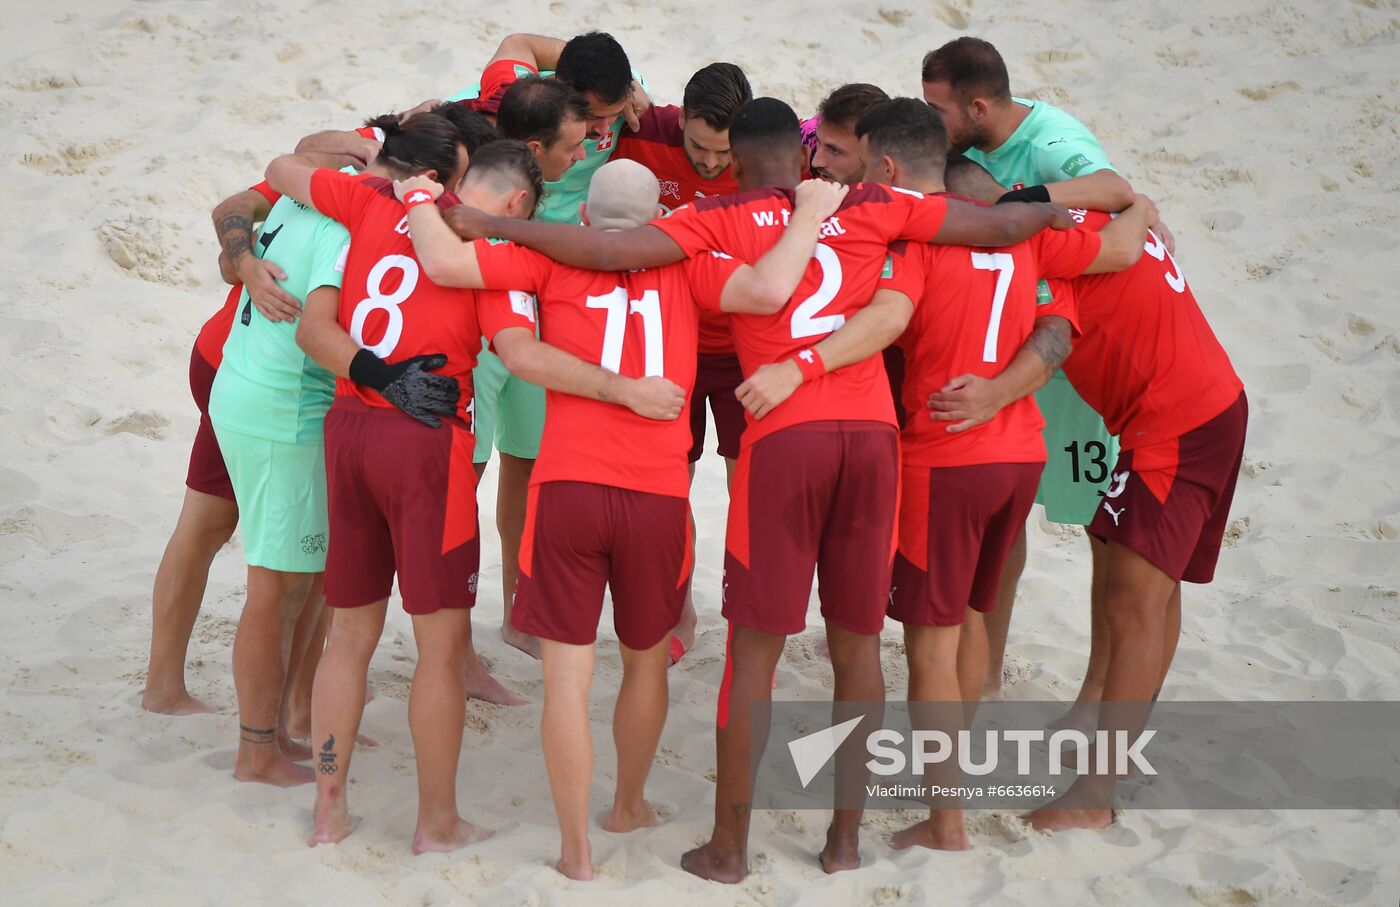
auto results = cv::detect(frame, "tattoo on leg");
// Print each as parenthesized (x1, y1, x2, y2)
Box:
(729, 802, 750, 822)
(318, 735, 338, 775)
(239, 724, 276, 745)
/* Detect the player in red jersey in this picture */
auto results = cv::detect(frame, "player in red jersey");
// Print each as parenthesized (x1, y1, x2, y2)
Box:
(435, 96, 1074, 882)
(267, 122, 525, 851)
(810, 83, 890, 185)
(615, 61, 753, 660)
(398, 157, 846, 880)
(928, 168, 1247, 832)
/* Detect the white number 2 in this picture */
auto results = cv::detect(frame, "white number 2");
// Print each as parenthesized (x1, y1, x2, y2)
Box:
(790, 243, 844, 339)
(585, 287, 664, 376)
(1142, 230, 1186, 294)
(971, 251, 1015, 363)
(350, 254, 418, 358)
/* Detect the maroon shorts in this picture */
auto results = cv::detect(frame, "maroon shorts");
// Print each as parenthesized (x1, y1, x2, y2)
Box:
(688, 352, 746, 463)
(890, 461, 1043, 627)
(323, 397, 479, 614)
(722, 421, 899, 636)
(1088, 391, 1248, 584)
(185, 346, 236, 502)
(512, 481, 691, 650)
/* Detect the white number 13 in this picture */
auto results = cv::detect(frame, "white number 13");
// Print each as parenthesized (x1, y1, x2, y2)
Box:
(585, 287, 664, 376)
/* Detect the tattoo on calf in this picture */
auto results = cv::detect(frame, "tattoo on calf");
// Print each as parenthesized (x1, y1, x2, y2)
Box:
(318, 735, 338, 775)
(239, 724, 276, 745)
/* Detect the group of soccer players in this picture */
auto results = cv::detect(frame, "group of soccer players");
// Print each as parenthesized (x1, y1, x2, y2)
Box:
(139, 30, 1247, 883)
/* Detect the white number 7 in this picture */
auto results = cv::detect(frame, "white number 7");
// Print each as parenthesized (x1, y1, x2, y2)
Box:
(585, 287, 664, 376)
(971, 252, 1015, 363)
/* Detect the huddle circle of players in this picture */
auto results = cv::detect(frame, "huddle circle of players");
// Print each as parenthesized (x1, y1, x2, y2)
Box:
(142, 31, 1247, 882)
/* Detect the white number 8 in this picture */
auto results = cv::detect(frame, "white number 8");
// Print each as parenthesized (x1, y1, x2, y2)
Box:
(350, 254, 419, 357)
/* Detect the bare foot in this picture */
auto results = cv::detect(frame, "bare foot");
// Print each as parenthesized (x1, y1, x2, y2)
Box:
(308, 787, 353, 846)
(981, 684, 1006, 702)
(1024, 786, 1114, 832)
(889, 816, 970, 852)
(141, 688, 216, 715)
(1048, 699, 1100, 736)
(412, 817, 493, 855)
(278, 733, 313, 762)
(680, 840, 748, 884)
(500, 624, 542, 660)
(601, 800, 661, 833)
(555, 852, 594, 881)
(819, 824, 861, 874)
(465, 657, 527, 706)
(234, 752, 315, 787)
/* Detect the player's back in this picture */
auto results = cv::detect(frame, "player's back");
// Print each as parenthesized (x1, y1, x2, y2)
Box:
(1067, 210, 1243, 448)
(309, 170, 482, 424)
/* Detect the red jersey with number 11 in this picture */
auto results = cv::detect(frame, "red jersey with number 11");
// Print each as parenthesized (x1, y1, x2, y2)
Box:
(652, 183, 949, 446)
(309, 169, 482, 423)
(474, 240, 742, 498)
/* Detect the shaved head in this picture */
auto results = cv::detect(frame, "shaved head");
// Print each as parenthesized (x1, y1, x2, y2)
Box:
(584, 159, 661, 231)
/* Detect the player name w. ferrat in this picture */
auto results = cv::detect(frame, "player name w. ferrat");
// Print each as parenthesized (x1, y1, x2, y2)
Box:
(747, 208, 848, 237)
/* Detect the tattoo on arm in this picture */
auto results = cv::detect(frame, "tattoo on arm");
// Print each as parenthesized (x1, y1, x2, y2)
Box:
(1026, 318, 1072, 383)
(239, 723, 277, 745)
(217, 213, 254, 263)
(318, 735, 338, 775)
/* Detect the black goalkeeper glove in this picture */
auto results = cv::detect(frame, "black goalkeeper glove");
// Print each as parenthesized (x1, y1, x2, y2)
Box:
(349, 349, 459, 428)
(996, 185, 1052, 204)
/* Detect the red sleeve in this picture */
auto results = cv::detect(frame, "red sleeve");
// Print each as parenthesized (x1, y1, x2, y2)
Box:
(356, 124, 385, 142)
(309, 169, 372, 228)
(875, 240, 928, 305)
(1030, 226, 1102, 280)
(683, 250, 746, 311)
(650, 204, 731, 258)
(249, 180, 280, 206)
(473, 240, 554, 292)
(1036, 277, 1081, 338)
(891, 190, 949, 242)
(477, 289, 539, 346)
(475, 59, 540, 114)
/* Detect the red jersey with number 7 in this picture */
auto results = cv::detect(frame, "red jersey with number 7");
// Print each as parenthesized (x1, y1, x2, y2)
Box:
(308, 168, 481, 423)
(1065, 210, 1243, 449)
(651, 183, 949, 447)
(474, 240, 743, 498)
(881, 226, 1101, 467)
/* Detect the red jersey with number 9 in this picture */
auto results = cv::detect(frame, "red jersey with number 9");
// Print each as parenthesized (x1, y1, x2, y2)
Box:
(1066, 210, 1243, 449)
(651, 183, 949, 446)
(881, 226, 1101, 467)
(309, 169, 481, 423)
(474, 240, 743, 498)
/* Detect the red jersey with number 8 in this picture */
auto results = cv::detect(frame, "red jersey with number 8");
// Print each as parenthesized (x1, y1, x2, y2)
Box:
(474, 240, 743, 498)
(651, 183, 949, 446)
(309, 169, 482, 423)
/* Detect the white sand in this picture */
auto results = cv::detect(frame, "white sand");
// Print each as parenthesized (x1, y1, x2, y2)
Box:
(3, 0, 1399, 903)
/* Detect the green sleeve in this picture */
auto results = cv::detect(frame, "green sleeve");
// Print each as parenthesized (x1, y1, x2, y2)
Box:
(1032, 132, 1117, 184)
(307, 219, 350, 292)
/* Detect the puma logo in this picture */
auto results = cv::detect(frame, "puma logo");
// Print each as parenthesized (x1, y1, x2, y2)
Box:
(1103, 502, 1126, 526)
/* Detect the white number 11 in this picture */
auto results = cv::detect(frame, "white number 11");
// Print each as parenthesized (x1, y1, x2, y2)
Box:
(585, 287, 664, 376)
(971, 252, 1015, 363)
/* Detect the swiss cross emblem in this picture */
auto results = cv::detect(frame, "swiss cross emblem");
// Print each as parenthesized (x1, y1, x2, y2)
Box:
(798, 350, 815, 364)
(596, 128, 616, 151)
(408, 191, 432, 204)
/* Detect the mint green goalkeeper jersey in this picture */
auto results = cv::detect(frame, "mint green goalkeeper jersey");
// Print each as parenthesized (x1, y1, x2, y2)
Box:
(447, 69, 648, 225)
(964, 98, 1117, 190)
(209, 192, 350, 444)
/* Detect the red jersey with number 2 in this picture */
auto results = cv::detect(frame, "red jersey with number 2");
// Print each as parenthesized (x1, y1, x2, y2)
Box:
(474, 241, 743, 498)
(309, 169, 481, 422)
(881, 226, 1101, 467)
(1066, 210, 1243, 449)
(651, 184, 949, 447)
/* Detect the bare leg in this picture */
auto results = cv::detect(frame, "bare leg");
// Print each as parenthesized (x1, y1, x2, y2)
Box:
(232, 566, 316, 786)
(891, 623, 970, 852)
(409, 608, 493, 854)
(674, 457, 735, 660)
(540, 639, 596, 880)
(142, 488, 236, 714)
(681, 624, 785, 884)
(1158, 583, 1182, 693)
(496, 452, 541, 659)
(1053, 534, 1111, 734)
(982, 525, 1026, 700)
(820, 622, 885, 874)
(278, 574, 324, 758)
(603, 636, 669, 834)
(1026, 542, 1177, 831)
(284, 601, 330, 740)
(462, 459, 527, 705)
(308, 600, 386, 846)
(957, 610, 990, 718)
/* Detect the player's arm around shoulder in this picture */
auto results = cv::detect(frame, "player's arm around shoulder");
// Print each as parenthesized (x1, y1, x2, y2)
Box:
(934, 197, 1076, 247)
(720, 179, 848, 315)
(1083, 194, 1158, 274)
(264, 154, 323, 209)
(394, 176, 487, 288)
(487, 33, 563, 70)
